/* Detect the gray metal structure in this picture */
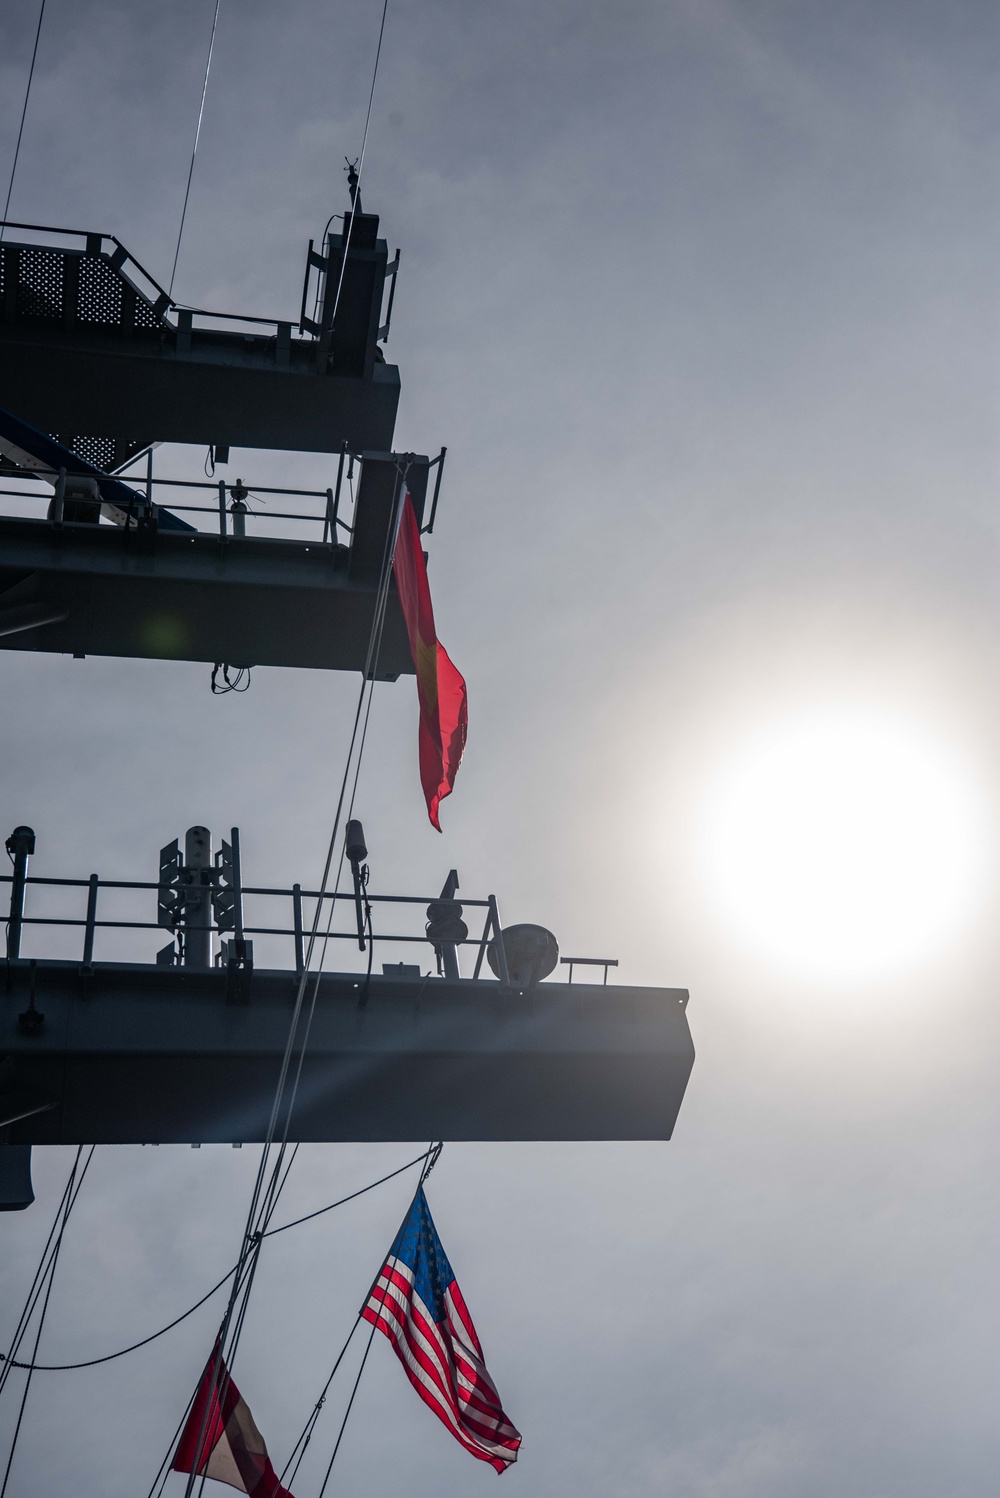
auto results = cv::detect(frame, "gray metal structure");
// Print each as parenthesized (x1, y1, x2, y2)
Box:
(0, 963, 693, 1147)
(0, 213, 400, 468)
(0, 825, 695, 1159)
(0, 450, 438, 675)
(0, 208, 444, 674)
(0, 193, 698, 1214)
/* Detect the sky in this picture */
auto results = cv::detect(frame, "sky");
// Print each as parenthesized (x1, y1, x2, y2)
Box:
(1, 0, 999, 1494)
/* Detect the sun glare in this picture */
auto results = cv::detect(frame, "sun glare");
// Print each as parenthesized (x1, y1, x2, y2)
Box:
(699, 706, 990, 982)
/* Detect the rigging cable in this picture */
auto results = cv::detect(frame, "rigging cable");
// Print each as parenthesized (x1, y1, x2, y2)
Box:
(262, 456, 412, 1219)
(319, 0, 390, 343)
(279, 1141, 443, 1491)
(0, 1150, 77, 1400)
(0, 1146, 95, 1498)
(0, 0, 46, 246)
(1, 1264, 237, 1375)
(180, 459, 410, 1498)
(168, 0, 223, 300)
(181, 14, 403, 1407)
(174, 13, 396, 1481)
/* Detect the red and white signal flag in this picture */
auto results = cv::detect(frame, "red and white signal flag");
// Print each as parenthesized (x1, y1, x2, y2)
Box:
(172, 1342, 293, 1497)
(392, 493, 468, 831)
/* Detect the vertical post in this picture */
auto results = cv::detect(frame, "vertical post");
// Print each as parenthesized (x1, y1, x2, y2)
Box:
(441, 939, 459, 980)
(51, 467, 66, 525)
(292, 884, 304, 974)
(145, 447, 154, 508)
(487, 895, 511, 987)
(327, 441, 347, 544)
(182, 826, 213, 969)
(82, 874, 99, 967)
(229, 827, 244, 941)
(4, 827, 34, 962)
(423, 447, 447, 534)
(322, 488, 335, 546)
(217, 480, 227, 539)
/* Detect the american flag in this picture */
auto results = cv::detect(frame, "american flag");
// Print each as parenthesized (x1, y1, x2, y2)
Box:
(362, 1188, 521, 1473)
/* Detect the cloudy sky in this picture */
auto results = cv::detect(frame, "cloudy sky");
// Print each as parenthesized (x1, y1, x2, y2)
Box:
(1, 1, 998, 1494)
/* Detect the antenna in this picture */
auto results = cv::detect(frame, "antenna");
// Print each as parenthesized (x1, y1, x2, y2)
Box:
(346, 819, 369, 950)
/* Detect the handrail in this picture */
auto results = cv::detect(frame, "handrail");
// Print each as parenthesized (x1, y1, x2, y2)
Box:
(0, 871, 495, 976)
(0, 219, 307, 339)
(0, 484, 354, 538)
(0, 871, 618, 985)
(0, 218, 112, 241)
(0, 874, 490, 906)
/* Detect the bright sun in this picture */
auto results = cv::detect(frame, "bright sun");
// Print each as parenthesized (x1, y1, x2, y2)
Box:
(700, 706, 990, 982)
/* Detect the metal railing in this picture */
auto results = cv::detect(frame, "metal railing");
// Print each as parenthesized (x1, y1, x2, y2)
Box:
(0, 444, 448, 543)
(0, 466, 354, 545)
(1, 868, 513, 982)
(0, 220, 308, 343)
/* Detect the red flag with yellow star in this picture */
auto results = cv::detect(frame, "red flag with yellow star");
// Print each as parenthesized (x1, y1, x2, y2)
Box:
(392, 493, 467, 830)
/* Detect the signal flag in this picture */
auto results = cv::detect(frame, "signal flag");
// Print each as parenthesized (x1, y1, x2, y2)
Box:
(392, 493, 468, 830)
(363, 1187, 521, 1472)
(172, 1341, 293, 1497)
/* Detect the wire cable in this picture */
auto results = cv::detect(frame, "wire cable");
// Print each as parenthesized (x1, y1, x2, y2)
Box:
(0, 1146, 94, 1498)
(0, 1147, 96, 1398)
(279, 1318, 361, 1489)
(168, 0, 223, 299)
(0, 0, 46, 247)
(0, 1147, 430, 1377)
(263, 1148, 429, 1239)
(279, 1141, 441, 1489)
(0, 1264, 237, 1374)
(180, 446, 408, 1494)
(258, 459, 411, 1246)
(0, 1153, 74, 1399)
(315, 1315, 380, 1497)
(319, 0, 390, 345)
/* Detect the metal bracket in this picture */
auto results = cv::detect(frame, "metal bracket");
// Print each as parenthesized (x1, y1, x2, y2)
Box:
(378, 248, 400, 343)
(223, 937, 254, 1004)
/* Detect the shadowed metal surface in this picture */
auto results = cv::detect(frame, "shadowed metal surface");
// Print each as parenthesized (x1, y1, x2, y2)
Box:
(0, 219, 400, 464)
(0, 516, 414, 675)
(0, 452, 432, 674)
(0, 963, 694, 1144)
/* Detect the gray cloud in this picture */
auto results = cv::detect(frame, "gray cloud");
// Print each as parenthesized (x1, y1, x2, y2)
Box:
(1, 1, 998, 1494)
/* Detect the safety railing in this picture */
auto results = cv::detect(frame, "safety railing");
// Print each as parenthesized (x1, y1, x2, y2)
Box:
(0, 466, 354, 544)
(0, 445, 447, 543)
(0, 219, 308, 342)
(0, 869, 515, 982)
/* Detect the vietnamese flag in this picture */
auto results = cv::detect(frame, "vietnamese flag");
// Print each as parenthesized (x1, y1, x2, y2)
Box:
(392, 493, 468, 830)
(172, 1342, 293, 1497)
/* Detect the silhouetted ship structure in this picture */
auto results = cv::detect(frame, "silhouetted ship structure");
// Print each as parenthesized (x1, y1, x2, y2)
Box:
(0, 192, 695, 1211)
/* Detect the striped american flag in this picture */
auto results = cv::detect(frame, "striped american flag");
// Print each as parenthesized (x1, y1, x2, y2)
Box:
(362, 1188, 521, 1473)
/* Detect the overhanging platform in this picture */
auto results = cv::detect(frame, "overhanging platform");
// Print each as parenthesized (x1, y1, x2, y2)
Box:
(0, 215, 401, 467)
(0, 962, 694, 1144)
(0, 449, 435, 674)
(0, 514, 414, 676)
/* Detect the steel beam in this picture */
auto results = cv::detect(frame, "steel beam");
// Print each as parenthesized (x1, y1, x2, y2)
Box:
(0, 961, 695, 1144)
(0, 516, 414, 676)
(0, 333, 401, 457)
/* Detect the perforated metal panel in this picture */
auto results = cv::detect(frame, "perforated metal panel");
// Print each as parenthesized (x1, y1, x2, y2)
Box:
(15, 249, 64, 322)
(77, 256, 123, 326)
(69, 435, 118, 469)
(132, 293, 162, 330)
(49, 433, 149, 471)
